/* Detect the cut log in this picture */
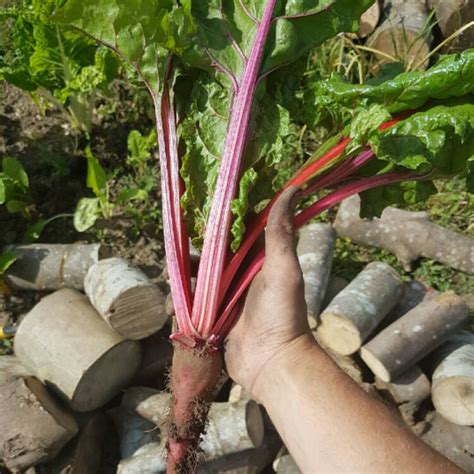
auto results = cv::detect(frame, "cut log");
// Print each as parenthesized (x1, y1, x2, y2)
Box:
(48, 413, 106, 474)
(0, 377, 78, 472)
(320, 275, 349, 312)
(420, 412, 474, 472)
(228, 384, 252, 404)
(121, 388, 264, 459)
(121, 387, 169, 427)
(360, 293, 469, 382)
(273, 447, 300, 474)
(375, 365, 431, 425)
(4, 243, 104, 291)
(84, 258, 167, 340)
(14, 288, 142, 412)
(384, 280, 437, 327)
(110, 408, 161, 460)
(428, 0, 474, 52)
(334, 195, 474, 274)
(431, 331, 474, 426)
(296, 223, 336, 329)
(202, 400, 265, 459)
(316, 261, 403, 355)
(0, 355, 31, 385)
(119, 392, 267, 474)
(358, 0, 381, 38)
(368, 0, 432, 70)
(117, 443, 166, 474)
(131, 329, 173, 388)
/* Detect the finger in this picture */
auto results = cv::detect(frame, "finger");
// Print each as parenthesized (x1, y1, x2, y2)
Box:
(264, 186, 301, 267)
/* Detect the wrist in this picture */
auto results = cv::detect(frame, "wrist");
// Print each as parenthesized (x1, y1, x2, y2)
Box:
(251, 333, 323, 403)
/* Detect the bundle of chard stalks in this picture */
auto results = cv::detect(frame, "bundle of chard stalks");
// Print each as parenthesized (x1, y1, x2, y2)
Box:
(55, 0, 474, 471)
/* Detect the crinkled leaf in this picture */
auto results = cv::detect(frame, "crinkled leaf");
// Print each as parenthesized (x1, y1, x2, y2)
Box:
(54, 0, 195, 96)
(230, 168, 258, 252)
(370, 100, 474, 177)
(349, 104, 391, 152)
(74, 197, 101, 231)
(127, 129, 155, 167)
(262, 0, 374, 72)
(308, 50, 474, 126)
(178, 1, 373, 83)
(180, 72, 304, 250)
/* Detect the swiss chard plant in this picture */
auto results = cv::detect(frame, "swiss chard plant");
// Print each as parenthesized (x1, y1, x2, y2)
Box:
(0, 0, 118, 134)
(55, 0, 474, 470)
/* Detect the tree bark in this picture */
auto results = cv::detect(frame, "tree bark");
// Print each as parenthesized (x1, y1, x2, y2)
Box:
(430, 331, 474, 426)
(121, 387, 264, 459)
(84, 258, 167, 340)
(119, 389, 267, 474)
(368, 0, 432, 70)
(428, 0, 474, 52)
(375, 365, 431, 424)
(4, 244, 104, 291)
(316, 261, 403, 355)
(14, 288, 142, 412)
(0, 355, 31, 385)
(360, 292, 469, 382)
(358, 0, 381, 38)
(334, 195, 474, 274)
(0, 377, 78, 472)
(296, 224, 336, 329)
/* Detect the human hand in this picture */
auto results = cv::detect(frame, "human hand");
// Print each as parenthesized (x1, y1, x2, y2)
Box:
(224, 187, 315, 400)
(164, 187, 315, 400)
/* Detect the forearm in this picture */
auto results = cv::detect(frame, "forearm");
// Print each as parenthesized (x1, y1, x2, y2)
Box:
(255, 335, 461, 473)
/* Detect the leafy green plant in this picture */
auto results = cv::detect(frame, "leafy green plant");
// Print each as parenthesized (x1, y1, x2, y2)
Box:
(0, 0, 119, 134)
(74, 147, 113, 232)
(0, 157, 31, 218)
(56, 0, 474, 469)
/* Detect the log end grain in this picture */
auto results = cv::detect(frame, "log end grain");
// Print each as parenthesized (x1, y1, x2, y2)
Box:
(109, 285, 167, 340)
(360, 346, 391, 382)
(317, 313, 362, 356)
(71, 340, 141, 412)
(432, 376, 474, 426)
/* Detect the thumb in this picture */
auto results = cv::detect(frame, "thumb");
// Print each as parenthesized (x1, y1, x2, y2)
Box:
(264, 186, 301, 269)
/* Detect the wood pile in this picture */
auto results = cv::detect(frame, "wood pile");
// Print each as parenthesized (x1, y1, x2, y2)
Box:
(0, 194, 474, 474)
(0, 199, 473, 473)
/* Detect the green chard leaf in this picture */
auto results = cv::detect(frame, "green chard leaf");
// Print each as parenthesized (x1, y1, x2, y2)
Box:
(307, 49, 474, 126)
(56, 0, 376, 250)
(370, 100, 474, 177)
(85, 147, 107, 197)
(355, 99, 474, 217)
(74, 197, 101, 232)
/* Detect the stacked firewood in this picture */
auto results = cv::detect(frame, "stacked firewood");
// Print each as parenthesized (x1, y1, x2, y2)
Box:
(1, 193, 473, 473)
(0, 246, 275, 473)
